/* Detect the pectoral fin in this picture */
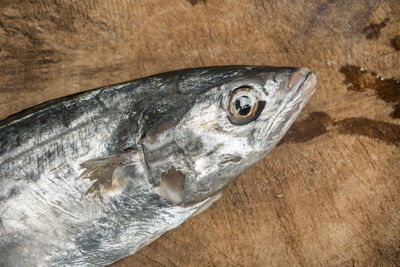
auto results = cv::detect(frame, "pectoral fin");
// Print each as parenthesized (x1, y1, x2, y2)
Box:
(79, 152, 135, 195)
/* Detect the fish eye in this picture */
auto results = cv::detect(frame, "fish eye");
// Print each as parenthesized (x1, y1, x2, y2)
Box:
(228, 86, 265, 125)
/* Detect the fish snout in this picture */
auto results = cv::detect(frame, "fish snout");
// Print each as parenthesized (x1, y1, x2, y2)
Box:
(288, 67, 317, 98)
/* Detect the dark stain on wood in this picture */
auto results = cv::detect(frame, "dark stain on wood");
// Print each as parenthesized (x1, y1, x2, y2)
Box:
(391, 35, 400, 51)
(339, 65, 400, 118)
(187, 0, 207, 5)
(335, 117, 400, 146)
(379, 243, 400, 265)
(362, 18, 389, 39)
(0, 0, 118, 94)
(279, 112, 331, 145)
(303, 0, 335, 34)
(0, 4, 65, 92)
(281, 112, 400, 146)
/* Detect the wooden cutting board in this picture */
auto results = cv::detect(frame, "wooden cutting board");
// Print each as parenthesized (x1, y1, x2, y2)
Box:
(1, 0, 399, 265)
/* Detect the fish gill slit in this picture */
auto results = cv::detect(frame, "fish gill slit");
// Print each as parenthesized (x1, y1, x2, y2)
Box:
(157, 166, 186, 205)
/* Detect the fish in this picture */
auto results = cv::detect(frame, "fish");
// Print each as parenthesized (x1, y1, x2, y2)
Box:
(0, 66, 316, 266)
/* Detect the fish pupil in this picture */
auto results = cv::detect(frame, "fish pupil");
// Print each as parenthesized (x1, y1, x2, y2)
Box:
(234, 96, 252, 116)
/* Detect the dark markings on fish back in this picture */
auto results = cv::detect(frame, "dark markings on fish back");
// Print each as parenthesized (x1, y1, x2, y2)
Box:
(0, 89, 97, 127)
(220, 156, 242, 164)
(0, 86, 128, 203)
(0, 110, 100, 167)
(0, 186, 19, 202)
(0, 66, 287, 125)
(391, 35, 400, 51)
(339, 65, 400, 118)
(362, 18, 389, 39)
(280, 111, 400, 146)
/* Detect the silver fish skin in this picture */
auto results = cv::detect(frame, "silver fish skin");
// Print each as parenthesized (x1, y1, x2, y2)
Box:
(0, 66, 316, 266)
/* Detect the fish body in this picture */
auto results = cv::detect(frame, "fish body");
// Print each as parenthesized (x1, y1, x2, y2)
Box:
(0, 66, 316, 266)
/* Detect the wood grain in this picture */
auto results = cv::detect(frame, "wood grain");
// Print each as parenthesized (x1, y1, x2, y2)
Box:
(0, 0, 399, 266)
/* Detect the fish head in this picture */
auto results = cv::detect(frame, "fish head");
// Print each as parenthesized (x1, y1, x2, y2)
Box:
(139, 66, 316, 205)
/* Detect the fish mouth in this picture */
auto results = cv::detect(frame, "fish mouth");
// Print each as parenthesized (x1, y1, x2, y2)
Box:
(279, 67, 317, 119)
(288, 67, 317, 100)
(280, 67, 316, 113)
(261, 68, 316, 145)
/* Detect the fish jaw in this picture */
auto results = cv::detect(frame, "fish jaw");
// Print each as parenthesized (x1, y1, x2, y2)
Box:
(261, 68, 317, 148)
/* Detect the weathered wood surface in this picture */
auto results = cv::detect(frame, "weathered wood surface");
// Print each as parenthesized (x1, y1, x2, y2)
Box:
(1, 0, 399, 266)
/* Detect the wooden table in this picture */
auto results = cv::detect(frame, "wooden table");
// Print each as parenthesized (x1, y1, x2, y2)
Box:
(1, 0, 399, 265)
